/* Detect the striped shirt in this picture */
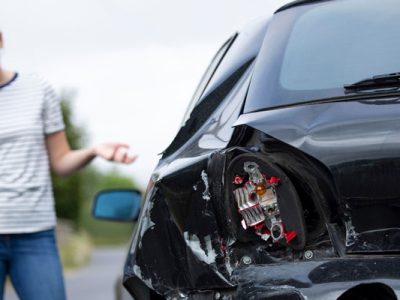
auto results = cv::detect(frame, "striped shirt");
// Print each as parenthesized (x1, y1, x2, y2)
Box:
(0, 73, 65, 233)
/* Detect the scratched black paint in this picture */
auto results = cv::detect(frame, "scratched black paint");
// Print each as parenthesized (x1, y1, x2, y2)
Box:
(120, 1, 400, 299)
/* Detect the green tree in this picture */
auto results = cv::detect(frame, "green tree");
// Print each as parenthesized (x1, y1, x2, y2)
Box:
(80, 168, 139, 245)
(52, 91, 86, 229)
(52, 91, 140, 244)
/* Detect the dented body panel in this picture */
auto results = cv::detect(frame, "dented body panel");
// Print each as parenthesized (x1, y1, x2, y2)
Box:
(121, 1, 400, 299)
(236, 99, 400, 253)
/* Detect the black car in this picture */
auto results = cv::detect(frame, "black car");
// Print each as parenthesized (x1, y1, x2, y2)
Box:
(93, 0, 400, 299)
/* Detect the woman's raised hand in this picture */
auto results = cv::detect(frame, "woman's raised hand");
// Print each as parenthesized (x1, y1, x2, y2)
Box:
(94, 143, 137, 164)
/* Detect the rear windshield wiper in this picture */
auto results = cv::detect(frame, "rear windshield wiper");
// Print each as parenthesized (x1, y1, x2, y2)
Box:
(344, 72, 400, 92)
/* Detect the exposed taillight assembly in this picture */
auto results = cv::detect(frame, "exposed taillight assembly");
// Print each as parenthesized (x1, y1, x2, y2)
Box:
(227, 153, 306, 250)
(232, 161, 296, 244)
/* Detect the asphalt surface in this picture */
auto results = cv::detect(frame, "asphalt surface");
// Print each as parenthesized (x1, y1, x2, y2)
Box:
(5, 246, 131, 300)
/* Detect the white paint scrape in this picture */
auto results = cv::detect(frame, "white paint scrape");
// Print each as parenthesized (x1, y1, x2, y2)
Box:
(225, 258, 233, 276)
(184, 232, 217, 264)
(345, 220, 359, 247)
(133, 265, 153, 288)
(201, 170, 211, 201)
(141, 199, 156, 233)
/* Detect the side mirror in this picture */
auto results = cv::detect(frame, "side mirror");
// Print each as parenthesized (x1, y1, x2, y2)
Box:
(92, 189, 141, 222)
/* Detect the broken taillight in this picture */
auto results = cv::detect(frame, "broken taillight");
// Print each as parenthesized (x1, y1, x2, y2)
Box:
(232, 161, 296, 244)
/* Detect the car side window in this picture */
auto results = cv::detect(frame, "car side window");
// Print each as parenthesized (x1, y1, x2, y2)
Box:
(181, 36, 236, 125)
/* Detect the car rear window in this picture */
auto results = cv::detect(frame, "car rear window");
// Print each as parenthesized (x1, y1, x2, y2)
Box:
(244, 0, 400, 113)
(280, 0, 400, 90)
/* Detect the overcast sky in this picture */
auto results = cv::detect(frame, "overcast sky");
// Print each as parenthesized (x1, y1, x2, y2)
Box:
(1, 0, 289, 187)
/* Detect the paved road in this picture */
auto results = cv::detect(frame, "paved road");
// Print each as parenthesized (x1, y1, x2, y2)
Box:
(5, 246, 131, 300)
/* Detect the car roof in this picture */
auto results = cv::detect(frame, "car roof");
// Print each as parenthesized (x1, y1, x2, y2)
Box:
(275, 0, 332, 14)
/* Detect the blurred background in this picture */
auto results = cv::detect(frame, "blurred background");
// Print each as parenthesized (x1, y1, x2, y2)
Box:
(1, 0, 288, 299)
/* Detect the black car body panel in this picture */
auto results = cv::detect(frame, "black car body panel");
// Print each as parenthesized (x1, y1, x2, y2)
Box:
(121, 0, 400, 299)
(236, 99, 400, 253)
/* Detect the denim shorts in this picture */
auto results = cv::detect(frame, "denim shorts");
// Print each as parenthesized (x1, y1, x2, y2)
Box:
(0, 229, 66, 300)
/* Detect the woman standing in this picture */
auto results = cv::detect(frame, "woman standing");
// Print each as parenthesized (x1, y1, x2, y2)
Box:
(0, 31, 136, 299)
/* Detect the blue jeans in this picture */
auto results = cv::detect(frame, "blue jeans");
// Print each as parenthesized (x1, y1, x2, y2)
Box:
(0, 229, 66, 300)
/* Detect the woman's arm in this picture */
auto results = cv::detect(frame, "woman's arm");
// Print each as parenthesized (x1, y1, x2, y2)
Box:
(46, 131, 136, 177)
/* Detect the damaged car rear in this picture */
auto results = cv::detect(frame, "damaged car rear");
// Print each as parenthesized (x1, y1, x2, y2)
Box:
(95, 0, 400, 299)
